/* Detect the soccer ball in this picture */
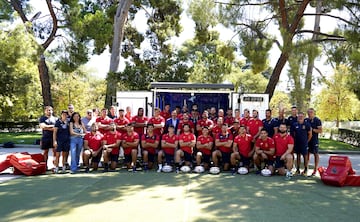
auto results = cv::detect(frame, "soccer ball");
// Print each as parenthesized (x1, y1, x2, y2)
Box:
(180, 165, 191, 173)
(193, 166, 205, 173)
(162, 165, 173, 173)
(209, 166, 220, 174)
(237, 167, 249, 175)
(261, 168, 272, 176)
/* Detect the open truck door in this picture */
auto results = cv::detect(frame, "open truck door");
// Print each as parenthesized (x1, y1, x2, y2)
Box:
(115, 91, 153, 117)
(232, 93, 269, 119)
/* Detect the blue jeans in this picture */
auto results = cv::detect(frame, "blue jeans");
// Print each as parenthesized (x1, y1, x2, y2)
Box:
(70, 136, 83, 171)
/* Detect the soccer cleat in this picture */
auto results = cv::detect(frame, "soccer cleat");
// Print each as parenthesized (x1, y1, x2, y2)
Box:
(84, 167, 89, 173)
(157, 168, 162, 173)
(61, 167, 66, 174)
(176, 167, 180, 174)
(231, 168, 236, 175)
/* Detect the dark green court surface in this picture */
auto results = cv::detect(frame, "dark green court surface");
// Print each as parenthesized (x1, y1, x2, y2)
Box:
(0, 172, 359, 222)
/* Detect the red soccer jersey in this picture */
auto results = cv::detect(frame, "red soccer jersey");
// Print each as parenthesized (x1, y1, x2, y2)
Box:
(179, 132, 196, 154)
(84, 132, 104, 151)
(240, 117, 250, 127)
(122, 132, 139, 155)
(96, 116, 113, 134)
(103, 131, 121, 155)
(161, 133, 178, 155)
(234, 134, 253, 157)
(148, 116, 165, 136)
(247, 118, 263, 137)
(197, 135, 213, 155)
(273, 133, 294, 156)
(160, 110, 171, 120)
(141, 133, 160, 154)
(224, 116, 235, 126)
(114, 117, 130, 133)
(131, 115, 148, 136)
(177, 120, 195, 134)
(215, 133, 233, 153)
(196, 119, 214, 135)
(211, 125, 222, 137)
(255, 137, 275, 160)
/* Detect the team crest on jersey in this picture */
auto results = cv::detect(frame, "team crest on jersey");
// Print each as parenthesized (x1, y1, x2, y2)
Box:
(302, 125, 306, 130)
(265, 143, 268, 148)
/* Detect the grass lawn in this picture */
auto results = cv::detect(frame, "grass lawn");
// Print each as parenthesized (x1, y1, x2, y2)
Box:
(319, 138, 358, 151)
(0, 132, 41, 145)
(0, 171, 359, 222)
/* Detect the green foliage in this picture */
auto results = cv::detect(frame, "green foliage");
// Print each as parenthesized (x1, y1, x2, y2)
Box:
(51, 67, 106, 116)
(269, 91, 292, 117)
(225, 65, 267, 93)
(315, 65, 360, 125)
(0, 25, 42, 121)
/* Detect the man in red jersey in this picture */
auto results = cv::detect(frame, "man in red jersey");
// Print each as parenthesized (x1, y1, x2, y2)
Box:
(240, 108, 251, 127)
(177, 113, 195, 135)
(115, 109, 130, 134)
(247, 109, 263, 142)
(131, 107, 148, 137)
(157, 125, 178, 172)
(212, 124, 234, 171)
(230, 119, 241, 137)
(224, 108, 235, 126)
(148, 107, 165, 136)
(211, 117, 224, 139)
(231, 125, 254, 174)
(253, 129, 275, 174)
(96, 108, 113, 134)
(160, 104, 171, 120)
(175, 123, 196, 173)
(83, 123, 104, 173)
(141, 124, 160, 171)
(102, 123, 122, 172)
(234, 108, 241, 122)
(122, 123, 140, 172)
(273, 123, 294, 179)
(196, 126, 213, 170)
(196, 111, 214, 137)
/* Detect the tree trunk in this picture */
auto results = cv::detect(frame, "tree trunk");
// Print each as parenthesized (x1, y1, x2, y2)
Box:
(265, 52, 289, 99)
(105, 0, 133, 108)
(38, 54, 53, 107)
(304, 0, 322, 108)
(265, 0, 311, 100)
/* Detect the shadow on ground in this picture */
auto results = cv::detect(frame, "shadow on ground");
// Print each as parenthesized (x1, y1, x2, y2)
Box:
(0, 171, 359, 222)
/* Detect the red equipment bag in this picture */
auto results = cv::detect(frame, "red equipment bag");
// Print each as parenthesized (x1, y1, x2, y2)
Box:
(320, 156, 354, 187)
(0, 155, 12, 172)
(9, 153, 46, 176)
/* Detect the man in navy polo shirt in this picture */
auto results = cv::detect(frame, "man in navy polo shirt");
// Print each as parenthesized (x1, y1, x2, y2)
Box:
(291, 112, 312, 176)
(305, 108, 322, 176)
(262, 109, 277, 138)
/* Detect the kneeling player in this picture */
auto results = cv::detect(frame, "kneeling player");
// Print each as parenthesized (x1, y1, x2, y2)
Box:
(102, 123, 121, 172)
(196, 126, 213, 170)
(157, 125, 178, 172)
(273, 123, 294, 178)
(212, 124, 233, 171)
(83, 123, 104, 173)
(253, 129, 275, 174)
(141, 124, 160, 171)
(175, 124, 196, 172)
(122, 123, 140, 172)
(231, 125, 253, 173)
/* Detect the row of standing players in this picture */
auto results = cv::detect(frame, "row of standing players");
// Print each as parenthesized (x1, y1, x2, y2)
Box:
(40, 105, 322, 177)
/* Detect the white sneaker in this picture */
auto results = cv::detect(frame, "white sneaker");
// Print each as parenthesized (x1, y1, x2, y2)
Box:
(54, 167, 59, 174)
(285, 171, 292, 180)
(62, 167, 66, 174)
(157, 168, 162, 173)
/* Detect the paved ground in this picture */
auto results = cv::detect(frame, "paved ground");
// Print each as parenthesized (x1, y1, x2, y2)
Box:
(1, 146, 360, 222)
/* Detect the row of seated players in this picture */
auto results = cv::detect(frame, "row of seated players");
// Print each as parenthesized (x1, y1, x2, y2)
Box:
(84, 119, 294, 176)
